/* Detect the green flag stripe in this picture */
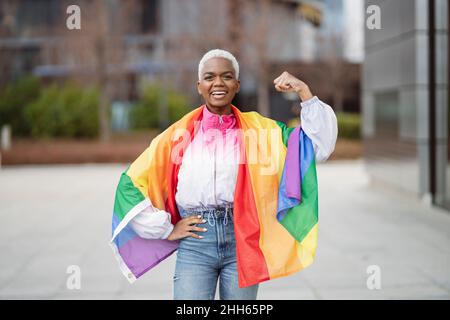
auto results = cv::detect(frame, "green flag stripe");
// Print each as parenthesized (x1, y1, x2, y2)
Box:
(113, 172, 146, 221)
(280, 161, 318, 243)
(276, 121, 295, 147)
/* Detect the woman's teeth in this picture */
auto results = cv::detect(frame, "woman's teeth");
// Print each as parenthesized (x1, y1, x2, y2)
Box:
(212, 91, 227, 97)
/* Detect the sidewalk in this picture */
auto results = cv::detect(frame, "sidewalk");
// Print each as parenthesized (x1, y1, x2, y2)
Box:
(0, 160, 449, 299)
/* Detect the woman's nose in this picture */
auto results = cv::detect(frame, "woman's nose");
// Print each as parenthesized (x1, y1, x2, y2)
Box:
(213, 77, 225, 87)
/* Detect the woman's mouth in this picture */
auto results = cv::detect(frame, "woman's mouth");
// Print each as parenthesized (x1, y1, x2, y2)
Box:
(211, 91, 228, 99)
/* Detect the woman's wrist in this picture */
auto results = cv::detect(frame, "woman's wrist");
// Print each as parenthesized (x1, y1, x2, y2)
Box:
(296, 85, 313, 102)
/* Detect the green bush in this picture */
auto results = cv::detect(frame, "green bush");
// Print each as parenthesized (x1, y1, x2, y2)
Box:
(287, 112, 361, 140)
(24, 83, 100, 138)
(0, 76, 41, 136)
(337, 112, 361, 140)
(130, 83, 190, 129)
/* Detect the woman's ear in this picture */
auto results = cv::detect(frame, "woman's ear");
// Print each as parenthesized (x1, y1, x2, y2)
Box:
(197, 81, 201, 95)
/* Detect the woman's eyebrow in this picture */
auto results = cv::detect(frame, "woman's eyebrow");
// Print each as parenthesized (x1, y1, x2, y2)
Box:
(203, 71, 234, 76)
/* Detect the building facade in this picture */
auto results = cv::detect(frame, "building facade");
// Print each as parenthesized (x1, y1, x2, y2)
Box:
(0, 0, 360, 128)
(363, 0, 449, 210)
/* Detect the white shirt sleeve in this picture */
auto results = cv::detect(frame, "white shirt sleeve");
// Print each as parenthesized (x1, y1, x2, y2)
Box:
(300, 96, 338, 163)
(129, 205, 174, 240)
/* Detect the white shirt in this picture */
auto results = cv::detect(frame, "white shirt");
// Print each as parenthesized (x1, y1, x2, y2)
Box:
(174, 124, 240, 209)
(129, 96, 338, 239)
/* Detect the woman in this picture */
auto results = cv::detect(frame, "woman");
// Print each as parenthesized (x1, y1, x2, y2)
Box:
(110, 49, 337, 300)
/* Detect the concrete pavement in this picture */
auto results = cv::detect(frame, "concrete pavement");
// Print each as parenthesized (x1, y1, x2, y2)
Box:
(0, 160, 449, 299)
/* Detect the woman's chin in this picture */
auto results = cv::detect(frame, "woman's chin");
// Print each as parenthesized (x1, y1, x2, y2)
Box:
(207, 101, 232, 109)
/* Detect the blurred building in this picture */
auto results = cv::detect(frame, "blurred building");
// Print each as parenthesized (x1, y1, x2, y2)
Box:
(269, 0, 363, 123)
(342, 0, 365, 63)
(0, 0, 361, 124)
(363, 0, 449, 210)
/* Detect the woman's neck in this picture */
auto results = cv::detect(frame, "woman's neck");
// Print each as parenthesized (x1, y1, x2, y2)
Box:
(205, 104, 232, 115)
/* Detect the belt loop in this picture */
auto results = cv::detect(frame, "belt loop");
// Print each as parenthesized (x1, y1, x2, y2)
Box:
(224, 207, 229, 225)
(208, 208, 215, 227)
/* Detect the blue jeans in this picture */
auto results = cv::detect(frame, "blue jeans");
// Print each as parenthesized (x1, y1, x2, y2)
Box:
(173, 205, 259, 300)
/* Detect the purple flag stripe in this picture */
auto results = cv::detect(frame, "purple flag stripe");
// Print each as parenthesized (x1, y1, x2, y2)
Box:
(285, 126, 301, 201)
(118, 235, 179, 278)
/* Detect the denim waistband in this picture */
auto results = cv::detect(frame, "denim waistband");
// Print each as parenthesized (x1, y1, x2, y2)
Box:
(180, 206, 234, 227)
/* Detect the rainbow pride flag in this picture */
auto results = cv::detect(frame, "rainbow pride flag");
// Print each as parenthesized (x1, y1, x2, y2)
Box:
(110, 105, 318, 287)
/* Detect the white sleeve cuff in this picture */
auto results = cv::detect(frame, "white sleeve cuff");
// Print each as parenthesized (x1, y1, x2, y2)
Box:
(300, 97, 338, 163)
(161, 223, 174, 239)
(300, 96, 320, 109)
(129, 205, 174, 240)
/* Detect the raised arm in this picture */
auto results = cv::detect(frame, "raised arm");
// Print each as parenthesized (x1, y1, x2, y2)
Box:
(274, 71, 338, 162)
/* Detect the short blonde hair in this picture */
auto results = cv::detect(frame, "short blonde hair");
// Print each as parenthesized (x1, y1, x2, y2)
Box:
(198, 49, 239, 80)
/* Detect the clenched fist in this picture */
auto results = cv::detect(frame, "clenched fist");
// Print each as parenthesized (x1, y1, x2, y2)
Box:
(273, 71, 313, 102)
(167, 215, 208, 241)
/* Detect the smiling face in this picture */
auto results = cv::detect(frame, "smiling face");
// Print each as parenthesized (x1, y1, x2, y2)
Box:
(197, 57, 240, 114)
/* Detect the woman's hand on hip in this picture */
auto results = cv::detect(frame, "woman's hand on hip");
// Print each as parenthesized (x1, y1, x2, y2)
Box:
(273, 71, 314, 102)
(167, 215, 207, 241)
